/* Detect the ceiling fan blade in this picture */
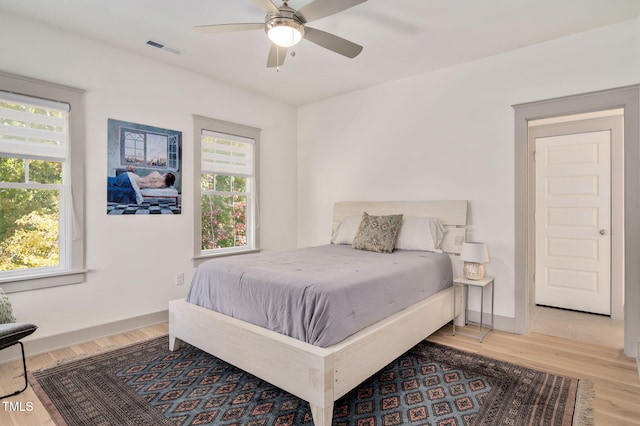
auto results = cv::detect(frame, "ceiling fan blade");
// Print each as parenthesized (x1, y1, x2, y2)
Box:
(267, 44, 288, 68)
(296, 0, 367, 23)
(193, 23, 264, 34)
(252, 0, 279, 14)
(303, 27, 363, 58)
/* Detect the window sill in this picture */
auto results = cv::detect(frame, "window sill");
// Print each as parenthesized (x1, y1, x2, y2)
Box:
(0, 270, 88, 293)
(193, 248, 262, 266)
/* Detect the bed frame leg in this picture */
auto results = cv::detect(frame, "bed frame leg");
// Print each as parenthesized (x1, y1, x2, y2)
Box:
(310, 403, 333, 426)
(169, 334, 184, 351)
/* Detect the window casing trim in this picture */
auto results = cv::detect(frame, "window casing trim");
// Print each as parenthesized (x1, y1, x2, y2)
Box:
(193, 115, 260, 259)
(0, 71, 85, 293)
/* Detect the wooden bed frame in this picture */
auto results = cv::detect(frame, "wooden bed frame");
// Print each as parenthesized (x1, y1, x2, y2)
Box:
(169, 200, 468, 425)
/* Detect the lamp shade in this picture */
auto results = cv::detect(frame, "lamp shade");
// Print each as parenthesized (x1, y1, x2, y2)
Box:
(460, 242, 489, 263)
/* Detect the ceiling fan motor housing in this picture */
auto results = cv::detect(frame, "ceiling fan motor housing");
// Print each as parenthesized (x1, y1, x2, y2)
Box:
(265, 5, 305, 39)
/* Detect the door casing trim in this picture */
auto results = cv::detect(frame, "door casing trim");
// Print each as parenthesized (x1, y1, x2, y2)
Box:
(513, 85, 640, 357)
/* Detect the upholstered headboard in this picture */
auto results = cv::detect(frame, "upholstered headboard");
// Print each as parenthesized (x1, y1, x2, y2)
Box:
(332, 200, 468, 254)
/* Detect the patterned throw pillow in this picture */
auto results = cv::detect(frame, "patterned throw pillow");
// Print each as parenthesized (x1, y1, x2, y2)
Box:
(352, 212, 404, 253)
(0, 288, 16, 324)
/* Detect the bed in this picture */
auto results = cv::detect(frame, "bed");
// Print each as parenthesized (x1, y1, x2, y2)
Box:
(140, 187, 178, 205)
(169, 200, 468, 425)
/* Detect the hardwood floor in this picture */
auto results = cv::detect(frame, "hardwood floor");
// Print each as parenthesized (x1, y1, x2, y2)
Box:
(0, 323, 168, 426)
(0, 321, 638, 425)
(529, 305, 625, 350)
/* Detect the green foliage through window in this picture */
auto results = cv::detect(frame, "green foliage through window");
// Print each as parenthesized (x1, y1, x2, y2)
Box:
(0, 185, 60, 271)
(200, 173, 247, 250)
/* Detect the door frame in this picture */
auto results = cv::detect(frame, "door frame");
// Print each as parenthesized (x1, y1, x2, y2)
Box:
(513, 85, 640, 358)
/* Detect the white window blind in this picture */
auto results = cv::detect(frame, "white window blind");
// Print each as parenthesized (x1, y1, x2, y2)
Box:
(0, 90, 70, 160)
(201, 129, 254, 177)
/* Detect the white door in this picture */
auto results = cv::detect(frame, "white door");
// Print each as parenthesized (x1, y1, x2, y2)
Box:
(535, 130, 611, 315)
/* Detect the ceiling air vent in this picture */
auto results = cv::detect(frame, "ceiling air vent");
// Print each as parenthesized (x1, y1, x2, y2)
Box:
(146, 40, 182, 55)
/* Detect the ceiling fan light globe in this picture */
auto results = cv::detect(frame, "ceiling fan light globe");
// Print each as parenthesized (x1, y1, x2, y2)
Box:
(266, 20, 304, 47)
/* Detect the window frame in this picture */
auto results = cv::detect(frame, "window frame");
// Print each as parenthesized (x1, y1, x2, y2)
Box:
(0, 71, 85, 293)
(119, 126, 180, 171)
(193, 115, 260, 264)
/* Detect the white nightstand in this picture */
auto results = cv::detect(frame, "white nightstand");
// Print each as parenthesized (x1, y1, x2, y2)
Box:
(452, 276, 494, 342)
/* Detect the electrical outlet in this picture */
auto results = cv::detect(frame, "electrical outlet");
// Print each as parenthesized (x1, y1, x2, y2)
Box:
(176, 272, 184, 286)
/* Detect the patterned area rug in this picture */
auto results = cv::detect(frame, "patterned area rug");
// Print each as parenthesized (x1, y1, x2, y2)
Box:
(29, 336, 592, 425)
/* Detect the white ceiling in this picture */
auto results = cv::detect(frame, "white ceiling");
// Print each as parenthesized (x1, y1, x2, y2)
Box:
(1, 0, 638, 106)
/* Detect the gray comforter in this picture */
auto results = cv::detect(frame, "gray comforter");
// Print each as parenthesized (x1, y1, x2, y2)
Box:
(186, 244, 452, 347)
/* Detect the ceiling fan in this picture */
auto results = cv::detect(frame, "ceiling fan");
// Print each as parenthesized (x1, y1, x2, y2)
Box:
(194, 0, 367, 68)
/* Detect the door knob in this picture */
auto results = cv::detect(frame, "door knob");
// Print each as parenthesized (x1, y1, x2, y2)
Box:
(599, 229, 608, 235)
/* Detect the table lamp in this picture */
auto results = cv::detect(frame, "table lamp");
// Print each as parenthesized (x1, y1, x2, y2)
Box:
(460, 242, 489, 280)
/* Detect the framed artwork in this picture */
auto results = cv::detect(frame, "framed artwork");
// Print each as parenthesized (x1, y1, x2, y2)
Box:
(106, 119, 182, 215)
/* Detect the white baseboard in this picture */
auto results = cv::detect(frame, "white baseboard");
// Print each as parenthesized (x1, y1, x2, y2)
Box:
(0, 310, 168, 364)
(463, 310, 516, 334)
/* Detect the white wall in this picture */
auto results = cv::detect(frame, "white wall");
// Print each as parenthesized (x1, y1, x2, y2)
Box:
(297, 18, 640, 326)
(0, 14, 298, 347)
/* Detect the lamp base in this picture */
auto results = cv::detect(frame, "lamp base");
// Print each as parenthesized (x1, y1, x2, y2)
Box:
(463, 262, 485, 280)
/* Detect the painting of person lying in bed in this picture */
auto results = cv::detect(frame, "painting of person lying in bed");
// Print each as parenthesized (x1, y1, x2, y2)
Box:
(107, 171, 176, 205)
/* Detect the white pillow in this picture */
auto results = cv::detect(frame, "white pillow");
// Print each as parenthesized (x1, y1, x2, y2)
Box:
(331, 215, 362, 245)
(395, 217, 447, 253)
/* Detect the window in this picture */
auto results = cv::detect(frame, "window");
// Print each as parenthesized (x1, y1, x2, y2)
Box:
(119, 127, 180, 170)
(0, 72, 85, 292)
(194, 116, 260, 260)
